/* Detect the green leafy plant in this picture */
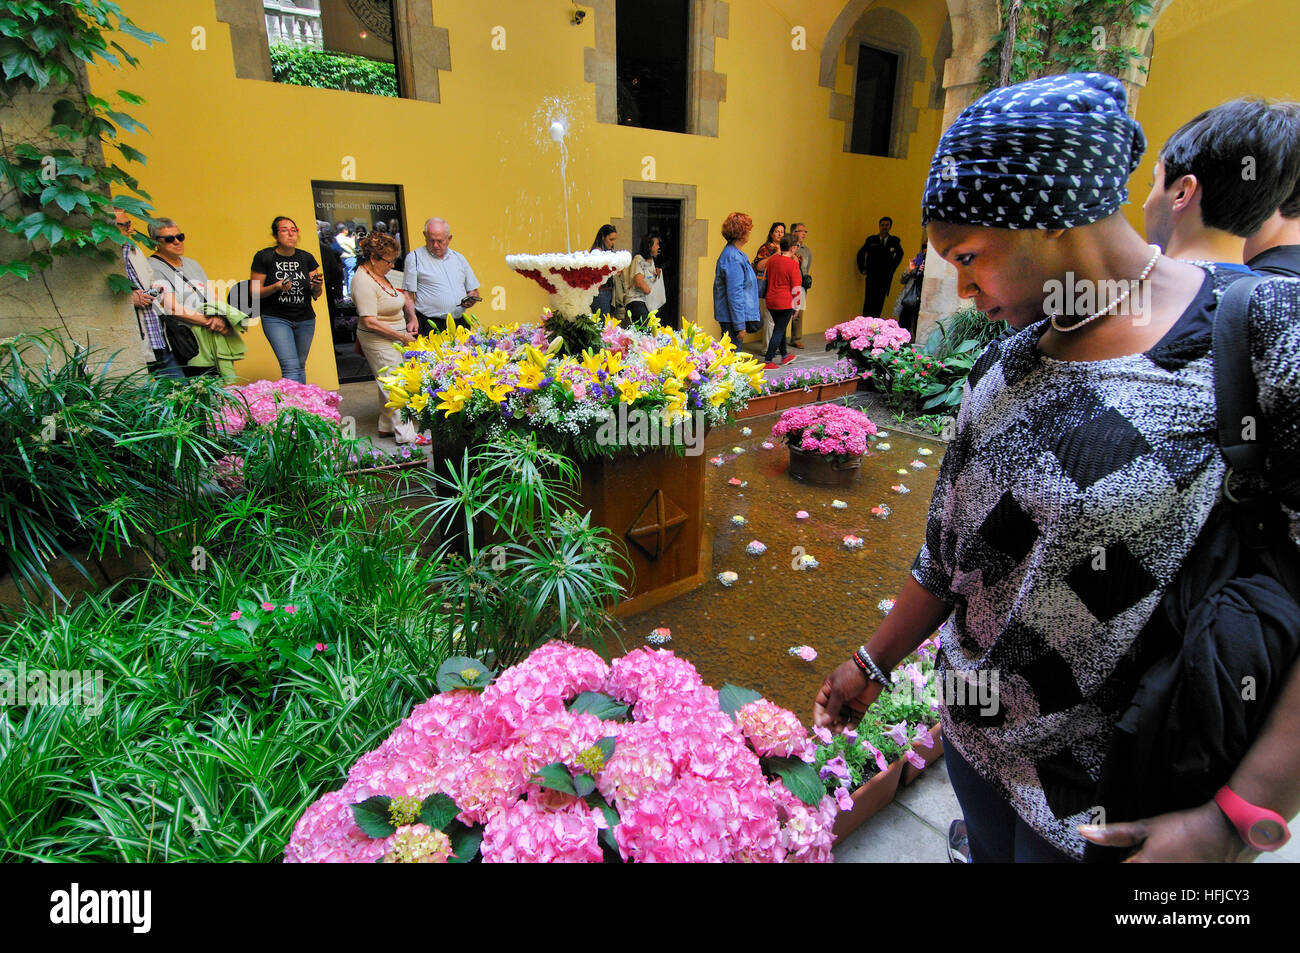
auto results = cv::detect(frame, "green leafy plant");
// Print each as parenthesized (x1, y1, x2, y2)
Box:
(0, 0, 161, 285)
(414, 433, 627, 668)
(268, 44, 397, 97)
(979, 0, 1153, 92)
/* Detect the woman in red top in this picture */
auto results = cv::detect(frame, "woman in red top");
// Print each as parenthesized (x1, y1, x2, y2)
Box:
(762, 236, 802, 367)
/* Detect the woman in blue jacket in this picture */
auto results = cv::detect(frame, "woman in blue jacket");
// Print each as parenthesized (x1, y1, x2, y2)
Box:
(713, 212, 759, 346)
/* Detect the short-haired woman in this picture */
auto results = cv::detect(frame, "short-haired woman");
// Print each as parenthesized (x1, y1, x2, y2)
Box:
(251, 215, 323, 384)
(762, 235, 801, 368)
(352, 232, 426, 445)
(712, 212, 759, 347)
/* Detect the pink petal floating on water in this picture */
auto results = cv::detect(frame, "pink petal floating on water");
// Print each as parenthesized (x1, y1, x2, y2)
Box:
(728, 477, 742, 486)
(761, 441, 775, 450)
(795, 510, 809, 520)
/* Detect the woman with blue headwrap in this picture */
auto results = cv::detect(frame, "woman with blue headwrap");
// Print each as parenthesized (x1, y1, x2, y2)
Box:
(814, 73, 1300, 863)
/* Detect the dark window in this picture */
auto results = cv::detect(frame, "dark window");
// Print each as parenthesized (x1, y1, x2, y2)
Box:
(632, 197, 683, 329)
(265, 0, 401, 98)
(850, 45, 898, 157)
(311, 180, 408, 382)
(616, 0, 690, 134)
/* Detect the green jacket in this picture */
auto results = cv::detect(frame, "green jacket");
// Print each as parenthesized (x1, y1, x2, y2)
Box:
(189, 301, 250, 382)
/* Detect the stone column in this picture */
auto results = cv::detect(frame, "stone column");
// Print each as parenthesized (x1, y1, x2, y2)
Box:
(0, 81, 146, 375)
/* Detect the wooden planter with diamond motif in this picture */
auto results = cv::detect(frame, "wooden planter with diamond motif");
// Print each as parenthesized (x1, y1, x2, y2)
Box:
(578, 449, 709, 618)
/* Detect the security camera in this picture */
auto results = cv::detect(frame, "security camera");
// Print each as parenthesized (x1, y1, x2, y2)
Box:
(571, 9, 586, 25)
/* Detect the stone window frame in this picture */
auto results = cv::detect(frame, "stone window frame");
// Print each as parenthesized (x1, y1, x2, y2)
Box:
(214, 0, 450, 103)
(820, 6, 926, 159)
(580, 0, 728, 138)
(608, 181, 709, 323)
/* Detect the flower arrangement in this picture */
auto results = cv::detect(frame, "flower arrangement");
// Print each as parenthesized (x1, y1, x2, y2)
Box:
(760, 358, 861, 396)
(284, 643, 838, 863)
(824, 316, 911, 368)
(506, 250, 632, 319)
(772, 404, 877, 458)
(812, 636, 943, 794)
(215, 379, 342, 436)
(379, 315, 765, 460)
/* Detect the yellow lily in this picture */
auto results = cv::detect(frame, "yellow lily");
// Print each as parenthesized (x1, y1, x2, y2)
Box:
(515, 363, 544, 391)
(408, 392, 429, 414)
(617, 378, 643, 403)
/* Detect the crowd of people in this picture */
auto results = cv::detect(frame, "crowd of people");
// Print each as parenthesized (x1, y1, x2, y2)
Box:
(113, 73, 1300, 866)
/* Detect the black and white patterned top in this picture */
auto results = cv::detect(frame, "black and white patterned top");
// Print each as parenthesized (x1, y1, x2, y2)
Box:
(912, 265, 1300, 858)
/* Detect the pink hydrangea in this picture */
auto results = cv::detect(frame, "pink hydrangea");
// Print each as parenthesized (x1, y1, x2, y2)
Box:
(284, 640, 836, 863)
(216, 378, 343, 434)
(734, 699, 815, 760)
(824, 316, 912, 355)
(772, 404, 877, 457)
(480, 800, 605, 863)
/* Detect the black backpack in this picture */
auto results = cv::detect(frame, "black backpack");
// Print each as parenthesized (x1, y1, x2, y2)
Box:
(1086, 276, 1300, 859)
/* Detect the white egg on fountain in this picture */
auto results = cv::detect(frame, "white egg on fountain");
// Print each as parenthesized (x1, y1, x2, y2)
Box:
(506, 250, 631, 317)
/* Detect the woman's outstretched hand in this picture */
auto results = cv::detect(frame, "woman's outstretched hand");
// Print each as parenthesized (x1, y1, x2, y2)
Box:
(813, 660, 881, 730)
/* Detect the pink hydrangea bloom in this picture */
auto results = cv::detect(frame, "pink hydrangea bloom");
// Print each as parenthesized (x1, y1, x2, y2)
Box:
(734, 699, 815, 760)
(480, 800, 604, 863)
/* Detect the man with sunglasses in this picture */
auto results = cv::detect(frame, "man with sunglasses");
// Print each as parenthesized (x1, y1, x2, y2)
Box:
(147, 219, 230, 371)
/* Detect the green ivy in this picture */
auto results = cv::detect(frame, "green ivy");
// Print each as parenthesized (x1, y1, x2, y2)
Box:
(0, 0, 160, 286)
(979, 0, 1153, 92)
(268, 44, 397, 98)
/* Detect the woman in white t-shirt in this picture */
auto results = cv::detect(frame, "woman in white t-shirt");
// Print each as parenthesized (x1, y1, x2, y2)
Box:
(625, 235, 661, 327)
(352, 232, 426, 445)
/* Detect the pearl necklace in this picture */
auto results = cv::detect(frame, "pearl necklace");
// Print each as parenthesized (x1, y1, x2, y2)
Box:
(1050, 244, 1161, 333)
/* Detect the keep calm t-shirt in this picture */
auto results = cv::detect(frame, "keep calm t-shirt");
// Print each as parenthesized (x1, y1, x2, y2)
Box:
(252, 247, 319, 322)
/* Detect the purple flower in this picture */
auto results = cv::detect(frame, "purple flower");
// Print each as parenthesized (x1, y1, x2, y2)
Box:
(884, 722, 910, 747)
(811, 724, 833, 745)
(904, 749, 927, 770)
(819, 754, 851, 783)
(835, 786, 855, 811)
(911, 724, 935, 748)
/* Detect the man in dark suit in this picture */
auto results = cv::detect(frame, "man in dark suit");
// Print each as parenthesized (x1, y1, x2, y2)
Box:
(856, 216, 904, 317)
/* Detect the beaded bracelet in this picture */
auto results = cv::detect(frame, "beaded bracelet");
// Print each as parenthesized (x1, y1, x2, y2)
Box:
(853, 646, 891, 688)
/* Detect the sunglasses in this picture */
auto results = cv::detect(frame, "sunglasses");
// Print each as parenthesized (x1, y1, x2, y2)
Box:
(161, 233, 186, 243)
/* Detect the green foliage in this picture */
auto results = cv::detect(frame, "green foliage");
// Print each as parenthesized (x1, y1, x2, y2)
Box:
(762, 755, 823, 807)
(0, 332, 233, 602)
(541, 311, 605, 358)
(0, 1, 161, 285)
(268, 44, 397, 98)
(979, 0, 1153, 92)
(414, 433, 628, 668)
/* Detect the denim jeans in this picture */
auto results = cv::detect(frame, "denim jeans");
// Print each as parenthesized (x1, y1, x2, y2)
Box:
(764, 308, 793, 362)
(148, 347, 185, 380)
(945, 742, 1080, 863)
(262, 316, 314, 384)
(592, 287, 613, 317)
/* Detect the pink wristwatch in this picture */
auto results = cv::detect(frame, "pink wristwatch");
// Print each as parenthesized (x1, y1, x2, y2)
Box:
(1213, 785, 1291, 851)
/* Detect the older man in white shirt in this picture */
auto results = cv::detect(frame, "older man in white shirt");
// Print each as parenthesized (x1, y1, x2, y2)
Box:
(402, 217, 481, 336)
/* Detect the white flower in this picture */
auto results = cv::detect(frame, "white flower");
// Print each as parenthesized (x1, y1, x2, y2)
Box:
(831, 500, 848, 509)
(717, 571, 739, 587)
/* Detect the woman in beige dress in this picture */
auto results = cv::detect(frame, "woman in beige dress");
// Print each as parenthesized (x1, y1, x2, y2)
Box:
(352, 232, 426, 445)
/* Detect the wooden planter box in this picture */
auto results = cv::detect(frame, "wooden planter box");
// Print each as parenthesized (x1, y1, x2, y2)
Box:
(901, 723, 944, 785)
(816, 379, 859, 402)
(774, 388, 815, 410)
(832, 757, 906, 839)
(735, 393, 779, 419)
(578, 450, 709, 617)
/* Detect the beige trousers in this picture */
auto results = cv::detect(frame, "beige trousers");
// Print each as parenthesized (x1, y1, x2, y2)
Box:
(357, 319, 417, 442)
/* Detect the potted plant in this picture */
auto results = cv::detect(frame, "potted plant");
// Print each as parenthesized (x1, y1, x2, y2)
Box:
(814, 716, 908, 839)
(823, 316, 912, 391)
(771, 404, 877, 487)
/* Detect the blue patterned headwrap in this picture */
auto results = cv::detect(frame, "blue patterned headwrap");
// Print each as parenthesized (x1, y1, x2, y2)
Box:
(921, 72, 1146, 230)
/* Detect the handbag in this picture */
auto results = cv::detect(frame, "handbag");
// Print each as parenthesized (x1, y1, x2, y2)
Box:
(150, 255, 204, 363)
(801, 273, 812, 291)
(1084, 276, 1300, 859)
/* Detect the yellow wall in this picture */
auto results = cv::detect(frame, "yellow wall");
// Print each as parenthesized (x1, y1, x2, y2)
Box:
(1124, 0, 1300, 235)
(89, 0, 950, 388)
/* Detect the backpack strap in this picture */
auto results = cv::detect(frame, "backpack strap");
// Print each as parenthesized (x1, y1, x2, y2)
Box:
(1212, 276, 1266, 474)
